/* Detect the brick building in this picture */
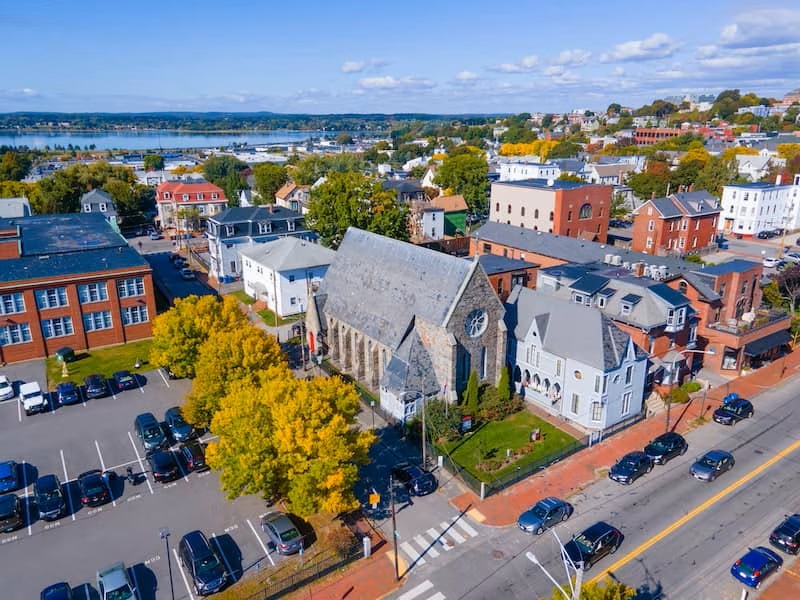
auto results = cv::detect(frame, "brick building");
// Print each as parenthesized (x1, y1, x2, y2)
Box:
(489, 179, 612, 243)
(631, 191, 721, 255)
(155, 180, 228, 230)
(0, 213, 156, 364)
(634, 128, 683, 145)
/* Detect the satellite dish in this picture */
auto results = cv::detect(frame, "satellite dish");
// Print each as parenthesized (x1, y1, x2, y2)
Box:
(546, 178, 555, 187)
(741, 312, 756, 323)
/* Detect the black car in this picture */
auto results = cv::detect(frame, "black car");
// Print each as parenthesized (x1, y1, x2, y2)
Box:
(165, 407, 194, 443)
(113, 370, 137, 392)
(78, 470, 111, 507)
(34, 474, 65, 521)
(770, 513, 800, 555)
(563, 521, 623, 570)
(148, 450, 179, 483)
(757, 230, 775, 239)
(83, 374, 108, 399)
(608, 451, 653, 485)
(40, 582, 73, 600)
(713, 398, 754, 425)
(178, 530, 227, 595)
(644, 432, 688, 465)
(180, 441, 207, 472)
(0, 493, 23, 532)
(56, 382, 80, 406)
(391, 462, 437, 496)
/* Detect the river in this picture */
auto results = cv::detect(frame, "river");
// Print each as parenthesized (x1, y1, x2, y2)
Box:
(0, 130, 330, 151)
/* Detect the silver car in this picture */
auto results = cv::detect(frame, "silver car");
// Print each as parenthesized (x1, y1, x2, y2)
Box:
(97, 562, 135, 600)
(261, 511, 305, 555)
(690, 449, 734, 482)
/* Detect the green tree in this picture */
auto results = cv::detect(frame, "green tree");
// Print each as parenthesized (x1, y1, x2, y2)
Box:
(462, 371, 479, 419)
(558, 173, 584, 182)
(252, 162, 288, 204)
(206, 372, 375, 516)
(775, 264, 800, 313)
(408, 165, 427, 179)
(143, 154, 165, 171)
(149, 295, 248, 379)
(202, 155, 248, 183)
(694, 156, 737, 197)
(610, 193, 629, 219)
(0, 151, 33, 181)
(626, 159, 671, 200)
(433, 153, 489, 213)
(496, 366, 510, 402)
(306, 171, 409, 249)
(762, 280, 784, 309)
(548, 577, 635, 600)
(500, 125, 537, 144)
(548, 141, 583, 159)
(409, 398, 462, 443)
(336, 132, 354, 145)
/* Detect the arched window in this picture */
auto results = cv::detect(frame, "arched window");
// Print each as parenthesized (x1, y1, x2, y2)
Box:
(523, 370, 531, 386)
(679, 281, 688, 294)
(534, 209, 539, 219)
(532, 374, 541, 390)
(507, 204, 512, 214)
(579, 203, 592, 219)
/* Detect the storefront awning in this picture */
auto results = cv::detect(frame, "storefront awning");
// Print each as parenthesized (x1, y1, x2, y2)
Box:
(744, 330, 792, 357)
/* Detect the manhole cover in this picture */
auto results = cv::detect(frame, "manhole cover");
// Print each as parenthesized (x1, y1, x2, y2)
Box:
(491, 549, 505, 560)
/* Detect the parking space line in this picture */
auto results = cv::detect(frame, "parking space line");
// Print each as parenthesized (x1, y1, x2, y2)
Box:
(127, 431, 154, 495)
(211, 534, 236, 582)
(134, 379, 145, 395)
(246, 518, 275, 566)
(174, 451, 190, 482)
(21, 460, 32, 536)
(94, 441, 116, 507)
(172, 547, 195, 600)
(59, 450, 76, 521)
(158, 369, 170, 387)
(15, 395, 21, 422)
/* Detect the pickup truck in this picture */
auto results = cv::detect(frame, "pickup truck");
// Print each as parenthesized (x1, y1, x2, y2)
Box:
(20, 381, 47, 415)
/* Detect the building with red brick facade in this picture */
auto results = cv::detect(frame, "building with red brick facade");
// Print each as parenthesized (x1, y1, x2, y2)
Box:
(633, 128, 683, 145)
(0, 213, 156, 364)
(155, 180, 228, 230)
(631, 191, 721, 256)
(489, 179, 612, 243)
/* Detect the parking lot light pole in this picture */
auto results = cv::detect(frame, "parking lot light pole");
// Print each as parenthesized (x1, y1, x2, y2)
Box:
(160, 527, 175, 600)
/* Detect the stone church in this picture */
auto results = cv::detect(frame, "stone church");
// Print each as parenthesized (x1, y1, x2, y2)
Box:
(306, 227, 506, 422)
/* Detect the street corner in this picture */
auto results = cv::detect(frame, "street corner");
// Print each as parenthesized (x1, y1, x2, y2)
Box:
(760, 556, 800, 600)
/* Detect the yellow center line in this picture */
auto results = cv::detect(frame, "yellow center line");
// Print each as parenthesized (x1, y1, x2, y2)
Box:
(589, 438, 800, 584)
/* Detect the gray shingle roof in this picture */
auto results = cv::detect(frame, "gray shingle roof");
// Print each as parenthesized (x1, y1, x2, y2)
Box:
(570, 273, 609, 295)
(320, 228, 477, 349)
(649, 197, 682, 218)
(238, 237, 336, 272)
(671, 191, 720, 216)
(475, 254, 538, 274)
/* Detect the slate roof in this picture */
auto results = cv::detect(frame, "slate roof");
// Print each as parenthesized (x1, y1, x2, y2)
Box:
(697, 259, 761, 276)
(239, 237, 336, 272)
(0, 213, 149, 283)
(671, 191, 720, 216)
(475, 254, 538, 275)
(319, 228, 476, 350)
(381, 330, 440, 396)
(81, 189, 117, 216)
(570, 273, 609, 295)
(506, 286, 644, 370)
(648, 197, 683, 218)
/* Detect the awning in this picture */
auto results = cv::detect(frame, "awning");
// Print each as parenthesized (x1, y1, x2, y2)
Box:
(744, 330, 792, 357)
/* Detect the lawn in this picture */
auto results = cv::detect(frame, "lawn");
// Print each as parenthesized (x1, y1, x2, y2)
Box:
(45, 339, 154, 390)
(227, 290, 255, 305)
(256, 308, 297, 327)
(443, 410, 578, 482)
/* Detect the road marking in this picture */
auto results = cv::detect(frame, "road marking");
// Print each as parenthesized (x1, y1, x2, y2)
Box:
(466, 507, 485, 523)
(396, 579, 433, 600)
(414, 534, 439, 558)
(59, 450, 76, 521)
(428, 593, 446, 600)
(452, 516, 478, 537)
(589, 437, 800, 584)
(428, 528, 452, 550)
(786, 569, 800, 581)
(127, 431, 154, 495)
(211, 534, 236, 582)
(387, 547, 408, 575)
(172, 547, 196, 600)
(400, 541, 426, 566)
(441, 521, 465, 544)
(246, 518, 275, 566)
(21, 460, 31, 536)
(16, 395, 21, 422)
(93, 440, 116, 507)
(158, 369, 170, 387)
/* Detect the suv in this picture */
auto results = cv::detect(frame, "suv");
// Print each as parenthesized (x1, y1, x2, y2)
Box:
(134, 412, 167, 452)
(563, 521, 623, 570)
(34, 474, 65, 521)
(20, 381, 47, 415)
(178, 530, 227, 595)
(84, 374, 108, 399)
(0, 461, 19, 493)
(0, 493, 23, 532)
(391, 462, 437, 496)
(56, 382, 80, 406)
(770, 513, 800, 555)
(644, 432, 688, 465)
(165, 407, 194, 442)
(261, 512, 305, 555)
(713, 398, 754, 425)
(96, 562, 135, 600)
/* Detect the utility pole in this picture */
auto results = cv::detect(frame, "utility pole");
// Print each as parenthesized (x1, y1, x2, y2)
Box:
(421, 389, 427, 468)
(390, 474, 400, 581)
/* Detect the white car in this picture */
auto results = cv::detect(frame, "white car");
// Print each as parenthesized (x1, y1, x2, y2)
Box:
(180, 267, 196, 280)
(20, 381, 46, 415)
(784, 252, 800, 262)
(97, 562, 135, 600)
(763, 257, 781, 268)
(0, 375, 13, 401)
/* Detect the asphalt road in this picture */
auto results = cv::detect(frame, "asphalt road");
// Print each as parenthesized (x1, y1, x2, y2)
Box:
(0, 368, 295, 599)
(389, 375, 800, 600)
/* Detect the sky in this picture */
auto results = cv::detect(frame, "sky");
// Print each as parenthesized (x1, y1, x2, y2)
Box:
(2, 0, 799, 115)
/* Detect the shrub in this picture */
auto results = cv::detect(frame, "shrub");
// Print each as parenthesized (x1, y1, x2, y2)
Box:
(666, 387, 690, 404)
(680, 380, 702, 393)
(478, 385, 524, 422)
(407, 398, 462, 443)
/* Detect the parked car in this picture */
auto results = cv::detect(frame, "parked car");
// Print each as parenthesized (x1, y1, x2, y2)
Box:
(78, 470, 111, 507)
(40, 582, 73, 600)
(83, 374, 108, 399)
(0, 375, 14, 401)
(113, 370, 137, 392)
(134, 412, 167, 452)
(165, 407, 195, 442)
(713, 397, 754, 425)
(770, 514, 800, 555)
(178, 530, 227, 596)
(517, 497, 574, 534)
(180, 440, 208, 472)
(96, 562, 135, 600)
(690, 449, 735, 482)
(608, 451, 653, 485)
(0, 460, 19, 493)
(563, 521, 623, 570)
(773, 228, 785, 236)
(730, 546, 783, 589)
(784, 252, 800, 262)
(763, 257, 781, 268)
(261, 511, 305, 555)
(148, 450, 179, 483)
(757, 230, 776, 239)
(149, 231, 162, 240)
(0, 493, 23, 532)
(20, 381, 47, 415)
(34, 474, 65, 521)
(391, 462, 438, 496)
(56, 382, 80, 406)
(173, 257, 187, 269)
(180, 267, 196, 280)
(644, 432, 688, 465)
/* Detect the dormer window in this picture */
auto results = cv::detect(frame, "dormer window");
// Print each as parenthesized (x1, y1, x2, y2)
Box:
(225, 225, 234, 236)
(211, 193, 219, 199)
(182, 194, 189, 201)
(621, 303, 632, 315)
(197, 193, 204, 200)
(287, 220, 296, 232)
(163, 192, 170, 199)
(83, 204, 91, 212)
(258, 222, 272, 234)
(99, 203, 107, 212)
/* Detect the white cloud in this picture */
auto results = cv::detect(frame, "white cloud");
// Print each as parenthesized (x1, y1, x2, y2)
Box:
(612, 67, 625, 76)
(0, 87, 40, 100)
(718, 9, 800, 49)
(600, 33, 680, 62)
(455, 70, 478, 81)
(341, 58, 387, 74)
(489, 55, 539, 73)
(357, 75, 435, 90)
(544, 66, 565, 77)
(552, 49, 591, 67)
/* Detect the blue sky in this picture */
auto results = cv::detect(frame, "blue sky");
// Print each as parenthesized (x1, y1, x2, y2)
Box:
(2, 0, 799, 114)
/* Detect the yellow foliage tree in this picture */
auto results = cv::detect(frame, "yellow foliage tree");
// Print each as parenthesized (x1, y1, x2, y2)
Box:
(207, 372, 375, 516)
(777, 144, 800, 161)
(547, 577, 635, 600)
(499, 140, 559, 160)
(721, 146, 760, 162)
(680, 144, 711, 168)
(171, 165, 188, 175)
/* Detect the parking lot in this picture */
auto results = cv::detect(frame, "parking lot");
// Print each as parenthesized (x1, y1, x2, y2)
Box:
(0, 366, 292, 599)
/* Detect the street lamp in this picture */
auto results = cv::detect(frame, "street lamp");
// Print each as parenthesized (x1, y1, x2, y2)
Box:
(160, 527, 175, 600)
(525, 528, 584, 600)
(666, 347, 716, 432)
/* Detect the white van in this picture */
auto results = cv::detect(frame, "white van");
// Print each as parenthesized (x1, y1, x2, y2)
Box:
(20, 382, 46, 415)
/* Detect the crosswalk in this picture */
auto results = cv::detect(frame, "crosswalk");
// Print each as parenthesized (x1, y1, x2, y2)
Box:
(396, 579, 446, 600)
(399, 514, 480, 570)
